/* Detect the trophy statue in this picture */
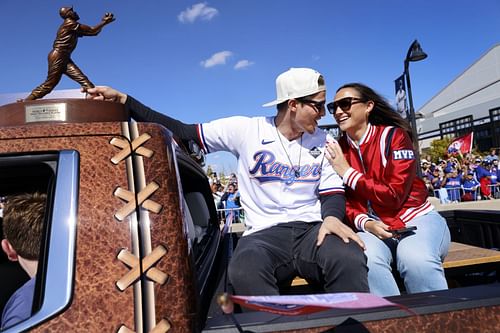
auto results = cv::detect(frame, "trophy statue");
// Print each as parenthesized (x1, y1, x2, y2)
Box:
(24, 7, 115, 101)
(0, 7, 126, 126)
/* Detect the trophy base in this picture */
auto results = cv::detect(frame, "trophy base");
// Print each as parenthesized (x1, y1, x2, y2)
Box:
(0, 99, 129, 127)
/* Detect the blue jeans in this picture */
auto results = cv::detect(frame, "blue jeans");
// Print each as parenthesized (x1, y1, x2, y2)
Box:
(228, 221, 369, 295)
(358, 210, 450, 296)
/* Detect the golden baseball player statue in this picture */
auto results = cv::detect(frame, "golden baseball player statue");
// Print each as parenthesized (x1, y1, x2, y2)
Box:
(24, 7, 115, 101)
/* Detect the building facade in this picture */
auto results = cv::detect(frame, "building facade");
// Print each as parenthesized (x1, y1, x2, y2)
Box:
(417, 44, 500, 152)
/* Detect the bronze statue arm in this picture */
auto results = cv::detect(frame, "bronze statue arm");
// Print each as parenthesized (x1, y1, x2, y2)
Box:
(78, 13, 115, 36)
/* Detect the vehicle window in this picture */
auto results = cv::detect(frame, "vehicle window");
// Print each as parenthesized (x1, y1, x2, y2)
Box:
(175, 149, 219, 259)
(0, 151, 79, 332)
(175, 148, 227, 326)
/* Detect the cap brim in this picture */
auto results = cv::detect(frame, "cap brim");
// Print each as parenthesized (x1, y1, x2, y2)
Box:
(262, 99, 283, 107)
(262, 86, 326, 107)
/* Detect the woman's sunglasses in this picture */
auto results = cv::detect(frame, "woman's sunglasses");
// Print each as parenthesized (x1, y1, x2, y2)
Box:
(327, 97, 365, 114)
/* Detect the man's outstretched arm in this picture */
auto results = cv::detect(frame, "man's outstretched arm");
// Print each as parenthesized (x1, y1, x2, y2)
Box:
(85, 86, 199, 142)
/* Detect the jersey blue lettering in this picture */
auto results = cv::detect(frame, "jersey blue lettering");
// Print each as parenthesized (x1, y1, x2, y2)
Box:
(249, 151, 321, 185)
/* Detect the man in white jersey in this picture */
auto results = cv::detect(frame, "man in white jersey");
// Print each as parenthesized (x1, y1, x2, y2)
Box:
(85, 68, 369, 295)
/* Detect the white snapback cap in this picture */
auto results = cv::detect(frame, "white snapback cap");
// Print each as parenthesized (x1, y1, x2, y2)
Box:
(262, 67, 326, 107)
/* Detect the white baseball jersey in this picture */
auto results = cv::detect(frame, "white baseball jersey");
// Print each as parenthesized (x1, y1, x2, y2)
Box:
(197, 116, 344, 235)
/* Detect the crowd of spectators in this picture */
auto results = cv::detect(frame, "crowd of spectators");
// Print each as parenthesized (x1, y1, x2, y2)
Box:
(421, 148, 499, 203)
(207, 148, 499, 221)
(209, 173, 243, 224)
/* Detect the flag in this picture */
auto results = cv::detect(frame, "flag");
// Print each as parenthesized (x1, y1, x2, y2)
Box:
(394, 74, 408, 119)
(447, 132, 474, 155)
(229, 292, 409, 316)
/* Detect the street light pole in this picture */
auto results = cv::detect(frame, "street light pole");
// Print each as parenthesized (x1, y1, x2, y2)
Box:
(404, 39, 427, 178)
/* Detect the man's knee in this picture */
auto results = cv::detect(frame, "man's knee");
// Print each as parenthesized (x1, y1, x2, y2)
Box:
(319, 239, 369, 292)
(228, 246, 268, 285)
(321, 238, 367, 270)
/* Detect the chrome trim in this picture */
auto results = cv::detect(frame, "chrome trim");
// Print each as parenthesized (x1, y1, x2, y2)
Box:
(4, 150, 79, 332)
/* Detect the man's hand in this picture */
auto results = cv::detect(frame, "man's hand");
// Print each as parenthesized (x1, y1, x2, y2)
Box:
(102, 13, 115, 24)
(84, 86, 127, 104)
(317, 216, 365, 250)
(364, 220, 393, 239)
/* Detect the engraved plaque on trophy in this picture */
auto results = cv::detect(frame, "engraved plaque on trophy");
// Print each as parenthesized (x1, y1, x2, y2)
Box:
(25, 103, 67, 123)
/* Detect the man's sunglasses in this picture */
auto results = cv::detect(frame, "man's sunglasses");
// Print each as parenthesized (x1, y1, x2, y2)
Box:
(327, 97, 365, 114)
(297, 98, 325, 112)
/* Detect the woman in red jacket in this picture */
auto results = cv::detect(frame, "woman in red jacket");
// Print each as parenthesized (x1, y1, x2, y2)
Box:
(325, 83, 450, 296)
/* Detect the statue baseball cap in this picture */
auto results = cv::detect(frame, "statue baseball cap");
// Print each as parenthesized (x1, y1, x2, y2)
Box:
(262, 68, 326, 107)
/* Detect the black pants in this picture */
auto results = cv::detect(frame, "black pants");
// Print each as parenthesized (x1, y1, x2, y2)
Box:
(228, 221, 369, 295)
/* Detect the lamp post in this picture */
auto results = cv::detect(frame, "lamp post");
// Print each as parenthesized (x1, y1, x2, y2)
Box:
(404, 39, 427, 178)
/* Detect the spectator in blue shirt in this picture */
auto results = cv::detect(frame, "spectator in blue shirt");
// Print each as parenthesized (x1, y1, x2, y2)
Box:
(420, 160, 432, 179)
(442, 167, 461, 202)
(484, 148, 498, 163)
(462, 171, 479, 201)
(471, 157, 482, 178)
(1, 192, 46, 329)
(430, 168, 443, 198)
(220, 183, 242, 223)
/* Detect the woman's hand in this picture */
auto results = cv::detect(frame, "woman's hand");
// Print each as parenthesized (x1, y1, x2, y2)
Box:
(325, 141, 351, 177)
(364, 220, 393, 239)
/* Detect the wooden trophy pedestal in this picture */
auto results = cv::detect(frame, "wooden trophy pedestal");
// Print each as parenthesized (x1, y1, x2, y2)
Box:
(0, 99, 129, 127)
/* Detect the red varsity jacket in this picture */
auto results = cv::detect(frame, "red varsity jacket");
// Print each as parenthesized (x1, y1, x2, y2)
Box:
(339, 124, 433, 230)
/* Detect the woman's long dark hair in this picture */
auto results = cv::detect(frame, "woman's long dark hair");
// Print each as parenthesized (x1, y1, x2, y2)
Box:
(336, 83, 414, 142)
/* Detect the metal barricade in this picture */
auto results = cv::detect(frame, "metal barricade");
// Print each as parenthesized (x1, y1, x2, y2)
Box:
(487, 184, 500, 199)
(434, 186, 479, 204)
(461, 186, 480, 201)
(434, 185, 500, 203)
(217, 207, 245, 231)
